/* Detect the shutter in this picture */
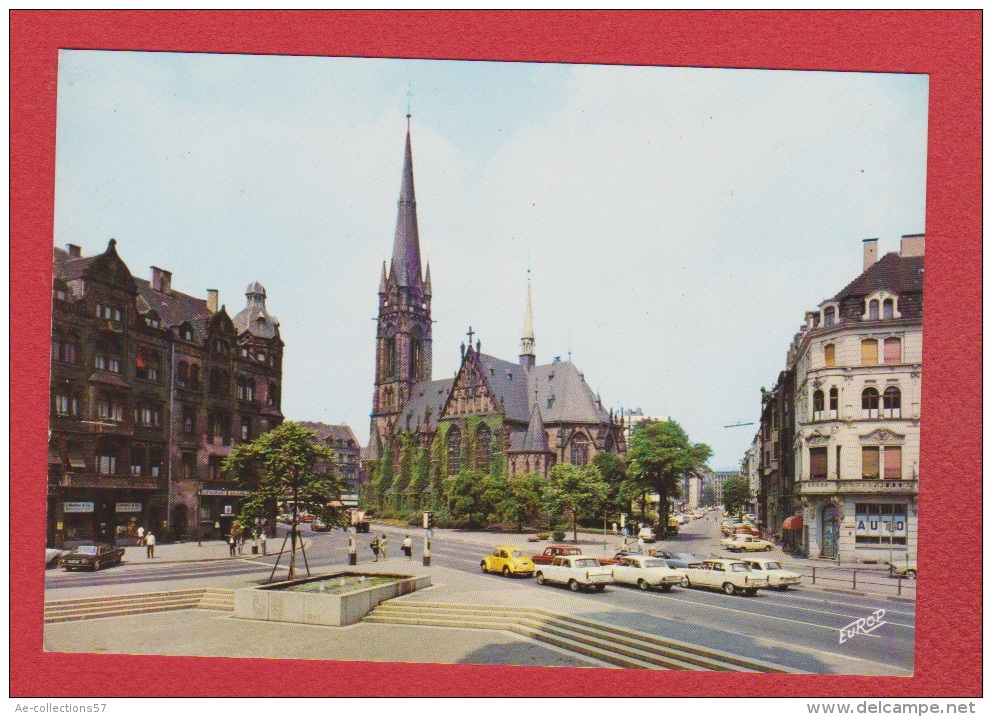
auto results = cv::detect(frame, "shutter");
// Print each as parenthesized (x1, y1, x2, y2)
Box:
(809, 448, 828, 479)
(862, 447, 880, 479)
(884, 337, 901, 364)
(884, 446, 902, 479)
(861, 339, 878, 365)
(824, 344, 836, 367)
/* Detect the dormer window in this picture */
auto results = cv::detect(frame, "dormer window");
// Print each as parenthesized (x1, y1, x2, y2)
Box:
(868, 300, 880, 320)
(882, 298, 895, 319)
(181, 324, 194, 342)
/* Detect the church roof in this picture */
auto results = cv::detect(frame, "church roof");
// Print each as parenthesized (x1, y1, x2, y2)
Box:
(397, 377, 455, 433)
(514, 401, 550, 453)
(389, 126, 424, 291)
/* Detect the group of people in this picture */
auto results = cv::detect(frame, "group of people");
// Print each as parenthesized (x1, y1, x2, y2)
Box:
(369, 534, 415, 561)
(228, 533, 266, 557)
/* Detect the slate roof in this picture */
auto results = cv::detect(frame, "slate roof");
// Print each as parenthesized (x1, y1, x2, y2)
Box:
(233, 282, 280, 340)
(389, 128, 424, 292)
(134, 277, 212, 329)
(53, 247, 93, 281)
(832, 252, 925, 301)
(527, 360, 611, 425)
(397, 378, 456, 433)
(512, 401, 551, 453)
(297, 421, 360, 447)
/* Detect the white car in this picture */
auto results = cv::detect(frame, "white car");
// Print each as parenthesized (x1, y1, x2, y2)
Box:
(637, 526, 657, 543)
(535, 555, 614, 592)
(611, 554, 686, 592)
(681, 558, 769, 596)
(720, 534, 775, 552)
(743, 558, 802, 591)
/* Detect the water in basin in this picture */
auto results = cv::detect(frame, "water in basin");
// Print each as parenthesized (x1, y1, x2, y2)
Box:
(269, 573, 400, 594)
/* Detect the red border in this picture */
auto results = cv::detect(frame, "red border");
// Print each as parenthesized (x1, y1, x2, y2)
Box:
(11, 10, 981, 697)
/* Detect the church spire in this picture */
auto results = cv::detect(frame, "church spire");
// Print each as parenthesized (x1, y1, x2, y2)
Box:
(423, 262, 432, 297)
(520, 269, 536, 370)
(389, 121, 422, 291)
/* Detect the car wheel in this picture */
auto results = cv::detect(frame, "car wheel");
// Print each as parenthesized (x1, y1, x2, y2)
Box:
(744, 588, 758, 596)
(480, 561, 488, 573)
(94, 560, 101, 571)
(594, 585, 606, 592)
(502, 566, 511, 577)
(637, 578, 650, 591)
(777, 584, 789, 591)
(723, 582, 736, 596)
(536, 572, 546, 585)
(661, 585, 673, 593)
(765, 545, 773, 551)
(681, 576, 690, 588)
(906, 570, 916, 579)
(568, 579, 580, 592)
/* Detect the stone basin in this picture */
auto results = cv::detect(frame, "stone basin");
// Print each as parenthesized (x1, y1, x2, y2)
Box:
(233, 571, 431, 627)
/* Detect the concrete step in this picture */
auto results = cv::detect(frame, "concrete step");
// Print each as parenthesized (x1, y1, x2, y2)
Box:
(45, 589, 205, 608)
(44, 602, 201, 623)
(45, 595, 199, 616)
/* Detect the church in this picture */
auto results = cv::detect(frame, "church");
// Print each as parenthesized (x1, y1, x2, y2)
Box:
(364, 121, 626, 493)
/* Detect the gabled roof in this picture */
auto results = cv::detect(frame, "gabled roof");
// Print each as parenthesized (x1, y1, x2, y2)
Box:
(135, 277, 212, 330)
(528, 360, 611, 425)
(297, 421, 360, 447)
(53, 247, 93, 281)
(514, 401, 551, 453)
(477, 353, 530, 422)
(833, 252, 924, 301)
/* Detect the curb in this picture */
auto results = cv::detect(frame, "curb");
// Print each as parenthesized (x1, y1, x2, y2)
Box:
(117, 539, 312, 566)
(800, 584, 916, 602)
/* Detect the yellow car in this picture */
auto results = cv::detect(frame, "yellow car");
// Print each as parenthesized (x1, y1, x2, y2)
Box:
(481, 546, 535, 577)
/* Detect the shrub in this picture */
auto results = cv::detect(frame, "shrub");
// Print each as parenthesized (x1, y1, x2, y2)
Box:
(551, 529, 566, 541)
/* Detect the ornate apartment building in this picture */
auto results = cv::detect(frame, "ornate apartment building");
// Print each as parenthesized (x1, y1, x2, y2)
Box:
(752, 235, 923, 562)
(49, 240, 283, 545)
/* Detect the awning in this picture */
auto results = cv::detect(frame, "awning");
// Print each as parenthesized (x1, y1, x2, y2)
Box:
(783, 515, 803, 531)
(68, 451, 87, 470)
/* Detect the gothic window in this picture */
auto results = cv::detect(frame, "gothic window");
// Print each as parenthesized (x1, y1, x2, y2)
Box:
(412, 334, 424, 381)
(882, 386, 902, 418)
(569, 433, 590, 466)
(829, 387, 839, 418)
(812, 390, 825, 421)
(824, 343, 836, 367)
(475, 424, 492, 472)
(861, 387, 880, 419)
(385, 336, 398, 379)
(883, 337, 901, 364)
(446, 427, 462, 476)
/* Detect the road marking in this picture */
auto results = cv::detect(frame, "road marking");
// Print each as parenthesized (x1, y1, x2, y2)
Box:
(762, 590, 916, 617)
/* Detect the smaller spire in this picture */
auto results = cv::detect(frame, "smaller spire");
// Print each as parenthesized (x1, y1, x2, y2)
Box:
(379, 261, 388, 294)
(521, 397, 550, 453)
(423, 262, 432, 297)
(520, 270, 536, 370)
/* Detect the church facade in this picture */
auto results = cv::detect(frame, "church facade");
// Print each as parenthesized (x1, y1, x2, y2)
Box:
(363, 123, 625, 505)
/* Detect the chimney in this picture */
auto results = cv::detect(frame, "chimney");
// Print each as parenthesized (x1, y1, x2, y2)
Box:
(67, 244, 81, 258)
(863, 238, 879, 271)
(151, 267, 172, 293)
(206, 289, 219, 314)
(900, 233, 925, 258)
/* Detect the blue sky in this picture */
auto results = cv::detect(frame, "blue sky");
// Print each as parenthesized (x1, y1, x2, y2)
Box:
(54, 51, 928, 469)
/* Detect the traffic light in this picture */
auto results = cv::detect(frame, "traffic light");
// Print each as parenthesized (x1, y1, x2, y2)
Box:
(423, 511, 435, 530)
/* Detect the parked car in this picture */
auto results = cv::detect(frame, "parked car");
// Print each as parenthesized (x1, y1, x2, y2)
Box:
(310, 518, 330, 532)
(681, 558, 768, 596)
(535, 555, 613, 592)
(888, 561, 917, 579)
(720, 534, 775, 552)
(665, 553, 709, 569)
(611, 554, 686, 592)
(59, 543, 125, 571)
(532, 545, 585, 565)
(481, 546, 535, 577)
(598, 548, 675, 566)
(637, 526, 657, 543)
(742, 558, 802, 590)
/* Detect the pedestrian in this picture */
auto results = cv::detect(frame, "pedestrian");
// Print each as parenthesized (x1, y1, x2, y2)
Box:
(228, 535, 236, 557)
(380, 534, 388, 560)
(137, 525, 145, 546)
(260, 533, 267, 556)
(251, 535, 259, 555)
(402, 535, 412, 559)
(370, 534, 380, 562)
(145, 532, 155, 558)
(637, 536, 645, 554)
(237, 535, 244, 556)
(612, 522, 618, 536)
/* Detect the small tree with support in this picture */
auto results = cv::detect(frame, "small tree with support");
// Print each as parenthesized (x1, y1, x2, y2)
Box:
(223, 422, 344, 582)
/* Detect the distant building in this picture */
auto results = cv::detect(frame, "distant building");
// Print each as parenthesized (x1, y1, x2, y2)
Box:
(701, 470, 741, 507)
(297, 421, 363, 505)
(49, 240, 284, 545)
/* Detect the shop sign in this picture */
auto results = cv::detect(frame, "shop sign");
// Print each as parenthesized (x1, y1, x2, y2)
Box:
(199, 489, 249, 497)
(116, 502, 142, 513)
(64, 502, 94, 513)
(223, 505, 234, 516)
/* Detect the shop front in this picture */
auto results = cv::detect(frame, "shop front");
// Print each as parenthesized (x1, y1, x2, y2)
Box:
(197, 487, 249, 540)
(48, 489, 164, 547)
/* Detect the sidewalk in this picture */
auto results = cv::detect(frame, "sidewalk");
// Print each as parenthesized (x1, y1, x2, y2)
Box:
(117, 537, 306, 565)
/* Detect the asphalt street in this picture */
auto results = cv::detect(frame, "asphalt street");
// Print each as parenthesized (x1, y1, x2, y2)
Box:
(45, 516, 914, 674)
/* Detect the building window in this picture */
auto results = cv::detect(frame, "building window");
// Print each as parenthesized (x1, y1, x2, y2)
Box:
(475, 424, 492, 472)
(208, 455, 224, 482)
(268, 382, 279, 408)
(181, 452, 196, 481)
(569, 433, 590, 466)
(812, 390, 825, 421)
(149, 448, 162, 477)
(136, 349, 160, 381)
(868, 299, 880, 320)
(883, 337, 901, 364)
(221, 415, 231, 446)
(181, 324, 194, 342)
(96, 303, 122, 321)
(209, 368, 229, 396)
(52, 337, 79, 364)
(385, 336, 398, 379)
(861, 446, 880, 479)
(96, 453, 117, 475)
(882, 298, 895, 319)
(836, 445, 842, 479)
(207, 414, 218, 443)
(824, 343, 836, 367)
(860, 339, 878, 365)
(97, 394, 124, 422)
(809, 447, 828, 480)
(241, 417, 251, 442)
(823, 307, 835, 327)
(882, 386, 902, 418)
(237, 377, 255, 402)
(829, 387, 839, 418)
(855, 503, 907, 545)
(189, 364, 201, 390)
(883, 445, 902, 479)
(446, 427, 461, 476)
(183, 407, 195, 435)
(861, 387, 880, 419)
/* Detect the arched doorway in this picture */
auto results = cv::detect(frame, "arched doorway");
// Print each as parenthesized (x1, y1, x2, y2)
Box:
(821, 504, 840, 559)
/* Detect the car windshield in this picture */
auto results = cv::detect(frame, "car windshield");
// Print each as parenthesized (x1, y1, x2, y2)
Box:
(76, 546, 98, 555)
(644, 560, 668, 568)
(730, 563, 750, 572)
(765, 562, 782, 570)
(573, 558, 600, 568)
(510, 551, 527, 558)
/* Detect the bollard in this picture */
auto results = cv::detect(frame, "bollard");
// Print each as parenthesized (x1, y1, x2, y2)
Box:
(812, 566, 816, 585)
(897, 576, 902, 595)
(853, 570, 857, 590)
(348, 552, 357, 566)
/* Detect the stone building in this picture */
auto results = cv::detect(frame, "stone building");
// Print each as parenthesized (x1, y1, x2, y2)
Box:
(297, 421, 363, 504)
(789, 236, 923, 561)
(701, 470, 742, 507)
(49, 240, 283, 545)
(755, 369, 798, 547)
(363, 122, 625, 503)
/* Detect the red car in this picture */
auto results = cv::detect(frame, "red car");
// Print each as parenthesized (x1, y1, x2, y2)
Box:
(531, 545, 584, 565)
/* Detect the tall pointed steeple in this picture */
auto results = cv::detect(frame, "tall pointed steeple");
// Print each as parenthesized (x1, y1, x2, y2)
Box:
(520, 270, 536, 370)
(389, 118, 423, 291)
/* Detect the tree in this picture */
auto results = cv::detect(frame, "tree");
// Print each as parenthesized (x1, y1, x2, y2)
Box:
(626, 421, 711, 532)
(407, 445, 430, 511)
(223, 421, 343, 580)
(722, 475, 754, 519)
(542, 463, 609, 543)
(700, 481, 718, 507)
(370, 440, 394, 511)
(496, 472, 544, 531)
(592, 451, 628, 514)
(447, 469, 489, 528)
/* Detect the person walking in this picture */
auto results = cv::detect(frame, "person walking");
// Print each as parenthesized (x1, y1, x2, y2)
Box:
(402, 535, 413, 559)
(228, 535, 236, 557)
(379, 534, 388, 560)
(237, 535, 244, 556)
(637, 535, 646, 554)
(260, 533, 267, 556)
(612, 522, 618, 536)
(370, 534, 380, 562)
(145, 532, 155, 558)
(137, 525, 146, 547)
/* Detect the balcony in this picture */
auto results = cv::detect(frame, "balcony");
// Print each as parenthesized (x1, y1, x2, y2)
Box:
(54, 473, 165, 491)
(799, 479, 918, 496)
(96, 318, 124, 334)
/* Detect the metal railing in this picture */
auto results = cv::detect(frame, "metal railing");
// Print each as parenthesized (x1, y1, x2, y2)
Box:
(790, 564, 916, 597)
